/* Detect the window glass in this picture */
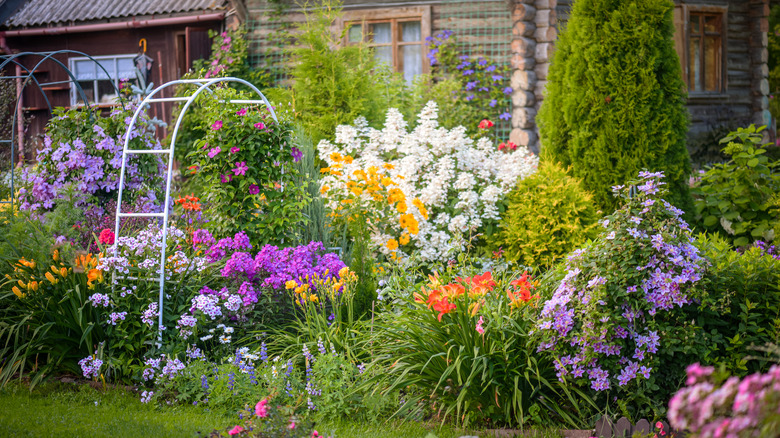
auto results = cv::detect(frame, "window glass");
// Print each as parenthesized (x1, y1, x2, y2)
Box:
(348, 25, 363, 43)
(401, 21, 421, 42)
(74, 59, 95, 80)
(375, 46, 393, 66)
(690, 37, 701, 91)
(70, 55, 135, 105)
(400, 45, 421, 83)
(704, 36, 719, 91)
(369, 23, 392, 44)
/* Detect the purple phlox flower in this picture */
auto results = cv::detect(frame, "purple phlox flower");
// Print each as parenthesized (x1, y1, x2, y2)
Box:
(233, 161, 249, 176)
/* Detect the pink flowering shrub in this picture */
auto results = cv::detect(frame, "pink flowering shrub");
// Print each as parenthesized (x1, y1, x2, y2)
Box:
(669, 363, 780, 437)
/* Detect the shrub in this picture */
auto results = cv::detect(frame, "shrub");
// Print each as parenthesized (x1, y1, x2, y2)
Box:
(694, 235, 780, 375)
(185, 88, 309, 246)
(535, 171, 707, 418)
(318, 102, 538, 262)
(488, 161, 600, 269)
(538, 0, 693, 214)
(692, 125, 780, 248)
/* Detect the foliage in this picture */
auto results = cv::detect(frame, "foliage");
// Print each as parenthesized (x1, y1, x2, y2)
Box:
(185, 88, 309, 246)
(694, 235, 780, 376)
(425, 30, 513, 139)
(170, 26, 271, 165)
(284, 0, 395, 144)
(371, 254, 595, 429)
(0, 243, 105, 388)
(207, 396, 316, 437)
(18, 105, 164, 212)
(537, 0, 693, 214)
(488, 161, 600, 269)
(318, 102, 538, 262)
(668, 363, 780, 437)
(692, 125, 780, 247)
(535, 172, 708, 419)
(769, 4, 780, 133)
(292, 126, 331, 247)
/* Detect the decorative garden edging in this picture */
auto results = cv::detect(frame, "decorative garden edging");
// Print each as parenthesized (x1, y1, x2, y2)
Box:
(593, 416, 685, 438)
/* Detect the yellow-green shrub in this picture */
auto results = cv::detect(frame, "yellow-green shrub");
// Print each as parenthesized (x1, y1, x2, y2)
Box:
(489, 161, 600, 268)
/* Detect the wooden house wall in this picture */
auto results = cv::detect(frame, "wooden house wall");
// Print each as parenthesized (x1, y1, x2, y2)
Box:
(553, 0, 756, 137)
(245, 1, 513, 79)
(5, 23, 219, 151)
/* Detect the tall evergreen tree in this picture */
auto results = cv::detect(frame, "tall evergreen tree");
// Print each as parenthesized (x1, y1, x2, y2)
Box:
(538, 0, 693, 213)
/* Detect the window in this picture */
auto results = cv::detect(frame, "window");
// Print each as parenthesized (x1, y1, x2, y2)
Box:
(342, 7, 431, 83)
(69, 54, 137, 106)
(673, 5, 727, 95)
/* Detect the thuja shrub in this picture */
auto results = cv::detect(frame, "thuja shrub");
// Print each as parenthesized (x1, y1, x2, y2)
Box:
(538, 0, 693, 214)
(535, 171, 707, 417)
(488, 161, 600, 269)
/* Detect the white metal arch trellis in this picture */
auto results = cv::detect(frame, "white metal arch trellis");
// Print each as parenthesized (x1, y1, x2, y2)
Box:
(112, 77, 279, 344)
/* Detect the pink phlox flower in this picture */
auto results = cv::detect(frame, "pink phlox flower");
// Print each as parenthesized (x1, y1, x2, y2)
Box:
(228, 425, 244, 435)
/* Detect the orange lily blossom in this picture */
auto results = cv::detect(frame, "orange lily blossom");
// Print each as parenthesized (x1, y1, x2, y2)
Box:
(432, 296, 456, 321)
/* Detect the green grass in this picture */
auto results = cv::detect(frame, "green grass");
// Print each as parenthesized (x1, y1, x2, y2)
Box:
(0, 381, 233, 438)
(0, 381, 566, 437)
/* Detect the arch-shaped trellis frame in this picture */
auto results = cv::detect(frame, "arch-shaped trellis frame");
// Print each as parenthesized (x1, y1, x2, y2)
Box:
(114, 77, 278, 343)
(0, 50, 126, 205)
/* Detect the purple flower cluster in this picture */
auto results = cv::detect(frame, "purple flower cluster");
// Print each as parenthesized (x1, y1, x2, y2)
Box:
(537, 172, 706, 391)
(143, 354, 185, 382)
(78, 356, 103, 379)
(669, 363, 780, 436)
(89, 293, 110, 308)
(107, 311, 127, 326)
(18, 106, 164, 212)
(253, 241, 346, 291)
(141, 302, 158, 326)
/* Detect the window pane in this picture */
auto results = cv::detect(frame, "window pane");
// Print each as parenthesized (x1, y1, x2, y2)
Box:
(690, 37, 701, 91)
(117, 57, 136, 80)
(374, 46, 393, 67)
(75, 81, 95, 103)
(704, 15, 720, 33)
(96, 59, 115, 80)
(74, 59, 95, 80)
(704, 36, 719, 91)
(97, 80, 118, 104)
(400, 44, 422, 83)
(401, 21, 421, 42)
(690, 15, 700, 34)
(348, 24, 363, 43)
(369, 22, 392, 44)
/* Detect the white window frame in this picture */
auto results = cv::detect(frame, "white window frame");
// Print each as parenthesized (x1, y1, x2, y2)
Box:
(69, 54, 137, 107)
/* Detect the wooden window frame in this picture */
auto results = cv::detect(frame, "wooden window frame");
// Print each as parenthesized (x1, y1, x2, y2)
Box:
(673, 4, 728, 100)
(339, 6, 432, 76)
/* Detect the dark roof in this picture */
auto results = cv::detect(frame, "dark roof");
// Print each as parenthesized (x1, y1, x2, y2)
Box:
(5, 0, 228, 28)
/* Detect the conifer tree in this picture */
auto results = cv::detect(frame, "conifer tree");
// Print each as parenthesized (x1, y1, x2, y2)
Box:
(538, 0, 693, 213)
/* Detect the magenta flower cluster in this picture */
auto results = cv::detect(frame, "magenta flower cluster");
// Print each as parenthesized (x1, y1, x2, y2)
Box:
(669, 363, 780, 437)
(536, 172, 707, 391)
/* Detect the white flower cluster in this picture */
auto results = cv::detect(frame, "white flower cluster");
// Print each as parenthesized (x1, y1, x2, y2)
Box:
(318, 102, 538, 262)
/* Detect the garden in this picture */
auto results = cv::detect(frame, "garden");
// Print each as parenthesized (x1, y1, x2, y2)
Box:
(1, 1, 780, 437)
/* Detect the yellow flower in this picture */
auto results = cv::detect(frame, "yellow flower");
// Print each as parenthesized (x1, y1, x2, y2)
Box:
(329, 152, 343, 162)
(350, 187, 363, 196)
(343, 155, 354, 164)
(320, 185, 329, 195)
(87, 268, 103, 284)
(309, 294, 319, 303)
(399, 233, 410, 246)
(399, 214, 419, 234)
(381, 177, 394, 187)
(45, 272, 58, 284)
(386, 239, 399, 251)
(367, 165, 379, 175)
(60, 267, 69, 278)
(52, 249, 60, 261)
(412, 198, 429, 220)
(338, 267, 350, 278)
(29, 281, 39, 292)
(383, 163, 394, 170)
(17, 279, 26, 288)
(396, 201, 407, 214)
(285, 280, 298, 290)
(12, 286, 24, 298)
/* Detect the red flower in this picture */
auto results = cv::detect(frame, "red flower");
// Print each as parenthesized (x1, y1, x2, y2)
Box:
(478, 119, 494, 130)
(98, 229, 115, 245)
(432, 296, 456, 321)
